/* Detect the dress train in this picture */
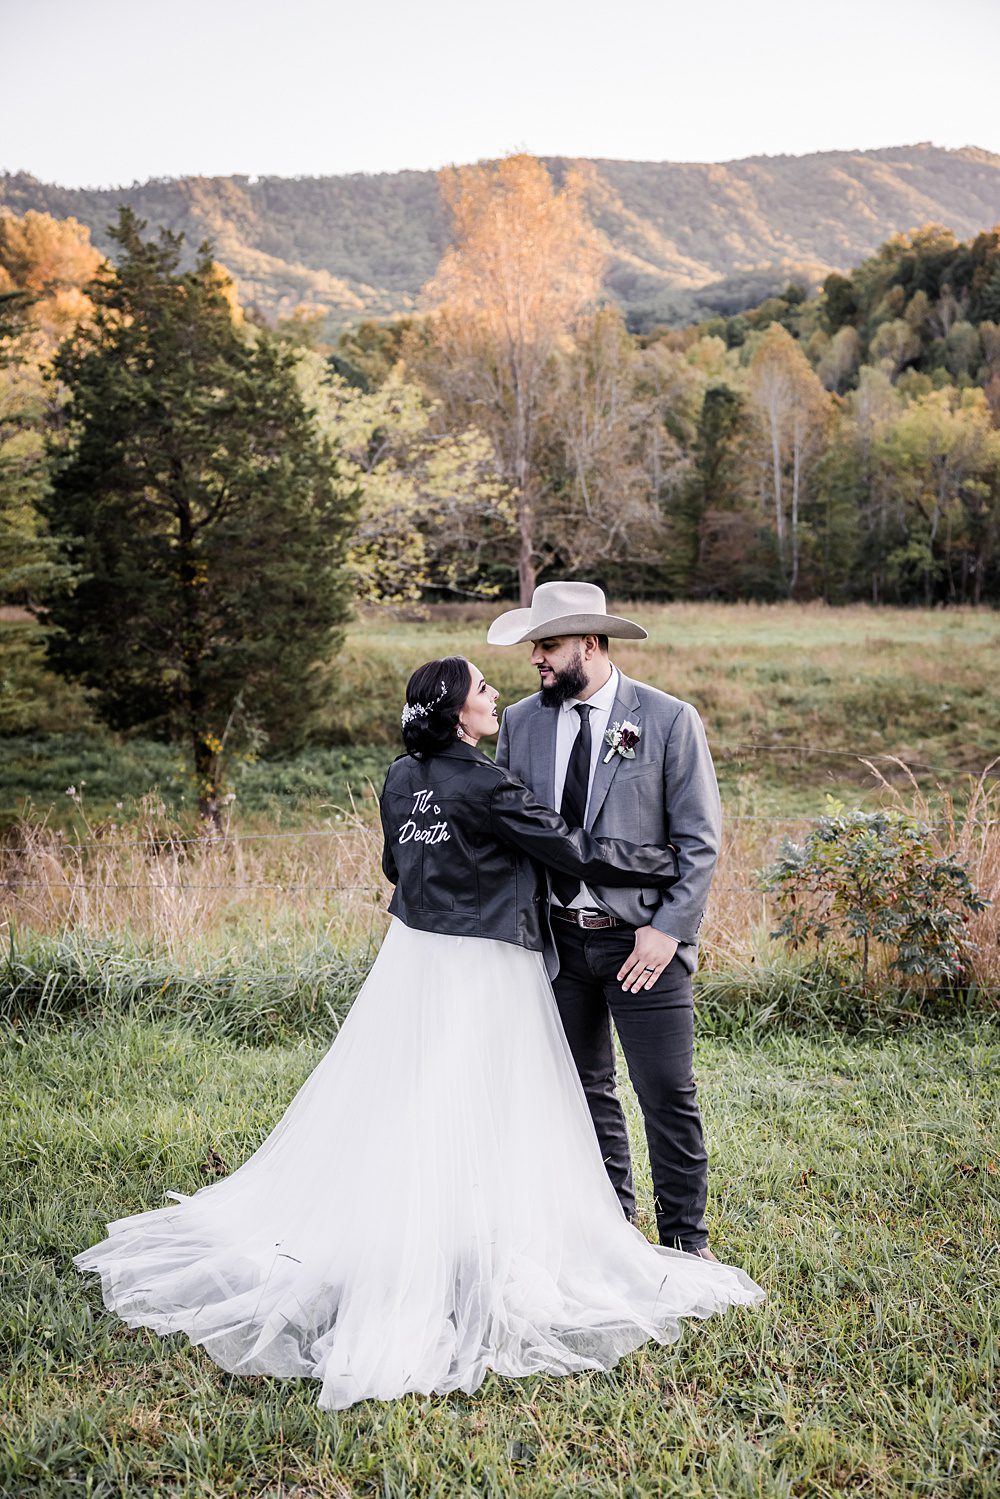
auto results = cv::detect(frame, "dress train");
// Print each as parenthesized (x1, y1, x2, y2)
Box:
(75, 920, 764, 1408)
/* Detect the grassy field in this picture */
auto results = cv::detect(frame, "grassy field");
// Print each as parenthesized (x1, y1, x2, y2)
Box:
(3, 602, 1000, 827)
(2, 602, 999, 1495)
(2, 1013, 997, 1497)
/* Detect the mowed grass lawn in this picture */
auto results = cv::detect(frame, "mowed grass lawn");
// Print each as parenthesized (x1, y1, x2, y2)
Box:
(2, 1014, 997, 1498)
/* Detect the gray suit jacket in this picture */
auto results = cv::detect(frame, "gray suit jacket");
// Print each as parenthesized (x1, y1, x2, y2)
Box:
(495, 671, 721, 974)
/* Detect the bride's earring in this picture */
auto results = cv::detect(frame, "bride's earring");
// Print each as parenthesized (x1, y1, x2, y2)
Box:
(456, 724, 467, 741)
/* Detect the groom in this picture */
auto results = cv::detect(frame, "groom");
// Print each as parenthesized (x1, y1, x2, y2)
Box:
(490, 581, 721, 1258)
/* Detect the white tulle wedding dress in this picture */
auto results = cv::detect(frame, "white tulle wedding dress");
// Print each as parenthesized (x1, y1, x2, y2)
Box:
(76, 920, 764, 1409)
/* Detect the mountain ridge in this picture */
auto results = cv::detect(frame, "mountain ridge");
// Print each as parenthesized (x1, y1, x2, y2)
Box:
(3, 144, 1000, 330)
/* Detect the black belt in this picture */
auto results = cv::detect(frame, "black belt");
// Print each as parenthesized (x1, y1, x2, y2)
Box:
(550, 907, 627, 930)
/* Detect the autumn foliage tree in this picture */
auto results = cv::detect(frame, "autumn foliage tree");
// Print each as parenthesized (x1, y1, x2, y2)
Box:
(884, 387, 1000, 604)
(295, 353, 511, 604)
(0, 210, 102, 347)
(0, 288, 58, 607)
(747, 324, 831, 594)
(0, 210, 103, 610)
(421, 155, 602, 603)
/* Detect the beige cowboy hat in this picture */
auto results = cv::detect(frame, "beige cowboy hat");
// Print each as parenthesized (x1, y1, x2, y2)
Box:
(487, 581, 647, 646)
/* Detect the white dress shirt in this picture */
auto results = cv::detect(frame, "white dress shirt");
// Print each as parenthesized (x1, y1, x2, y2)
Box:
(552, 666, 619, 910)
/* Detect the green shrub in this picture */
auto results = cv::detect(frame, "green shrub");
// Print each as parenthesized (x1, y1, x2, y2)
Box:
(763, 799, 988, 996)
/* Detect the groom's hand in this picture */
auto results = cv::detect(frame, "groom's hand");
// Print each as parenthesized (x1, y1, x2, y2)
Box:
(617, 926, 678, 992)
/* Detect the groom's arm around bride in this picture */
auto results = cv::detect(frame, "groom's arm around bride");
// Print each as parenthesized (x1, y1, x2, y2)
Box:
(494, 640, 721, 982)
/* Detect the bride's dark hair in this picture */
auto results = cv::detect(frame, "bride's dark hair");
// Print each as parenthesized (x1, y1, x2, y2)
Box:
(401, 656, 470, 759)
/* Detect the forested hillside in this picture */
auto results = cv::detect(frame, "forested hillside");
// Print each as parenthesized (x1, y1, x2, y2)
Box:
(3, 144, 1000, 328)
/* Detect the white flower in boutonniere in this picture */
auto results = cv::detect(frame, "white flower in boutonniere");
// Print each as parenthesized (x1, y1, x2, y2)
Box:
(603, 719, 641, 763)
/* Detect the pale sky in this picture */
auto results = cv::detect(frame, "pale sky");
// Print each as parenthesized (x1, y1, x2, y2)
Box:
(4, 0, 999, 187)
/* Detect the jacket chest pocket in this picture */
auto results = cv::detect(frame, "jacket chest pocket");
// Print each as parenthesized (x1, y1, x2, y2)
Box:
(612, 764, 662, 838)
(614, 761, 659, 784)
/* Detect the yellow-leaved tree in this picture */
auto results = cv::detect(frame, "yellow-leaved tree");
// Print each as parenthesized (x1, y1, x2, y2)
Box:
(1, 211, 106, 605)
(296, 352, 512, 605)
(421, 155, 603, 603)
(747, 322, 832, 593)
(0, 210, 103, 349)
(883, 386, 1000, 605)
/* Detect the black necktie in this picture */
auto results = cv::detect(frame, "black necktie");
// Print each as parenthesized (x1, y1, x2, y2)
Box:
(552, 704, 592, 905)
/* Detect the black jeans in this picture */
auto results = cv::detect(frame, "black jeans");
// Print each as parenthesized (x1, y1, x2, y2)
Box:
(551, 923, 709, 1250)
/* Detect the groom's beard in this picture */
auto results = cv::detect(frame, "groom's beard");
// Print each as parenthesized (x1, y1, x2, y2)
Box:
(539, 652, 588, 708)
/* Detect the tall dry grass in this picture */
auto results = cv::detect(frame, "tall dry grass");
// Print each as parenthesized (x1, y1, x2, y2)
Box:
(2, 768, 997, 996)
(0, 793, 390, 959)
(862, 757, 1000, 992)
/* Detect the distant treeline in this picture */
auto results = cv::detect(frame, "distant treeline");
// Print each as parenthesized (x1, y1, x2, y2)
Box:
(644, 222, 1000, 606)
(316, 220, 1000, 608)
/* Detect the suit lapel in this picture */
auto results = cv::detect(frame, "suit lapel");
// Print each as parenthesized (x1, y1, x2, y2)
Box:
(586, 672, 641, 830)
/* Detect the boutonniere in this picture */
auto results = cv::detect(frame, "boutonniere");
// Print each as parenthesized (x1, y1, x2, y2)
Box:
(603, 719, 641, 763)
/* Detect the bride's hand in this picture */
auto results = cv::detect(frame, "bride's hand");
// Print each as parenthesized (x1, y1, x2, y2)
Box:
(617, 927, 678, 992)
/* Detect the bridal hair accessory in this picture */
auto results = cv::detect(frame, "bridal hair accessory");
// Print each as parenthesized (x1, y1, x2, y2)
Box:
(603, 720, 641, 763)
(401, 680, 449, 728)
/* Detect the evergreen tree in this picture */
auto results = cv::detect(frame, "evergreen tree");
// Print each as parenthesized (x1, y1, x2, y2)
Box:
(44, 210, 356, 820)
(977, 266, 1000, 325)
(822, 273, 858, 333)
(810, 439, 867, 602)
(0, 288, 33, 341)
(668, 383, 754, 597)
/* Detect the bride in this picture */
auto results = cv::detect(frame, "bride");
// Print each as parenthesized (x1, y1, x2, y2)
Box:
(75, 656, 763, 1409)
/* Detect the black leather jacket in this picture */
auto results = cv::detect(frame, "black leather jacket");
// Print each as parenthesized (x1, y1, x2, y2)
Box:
(380, 741, 679, 956)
